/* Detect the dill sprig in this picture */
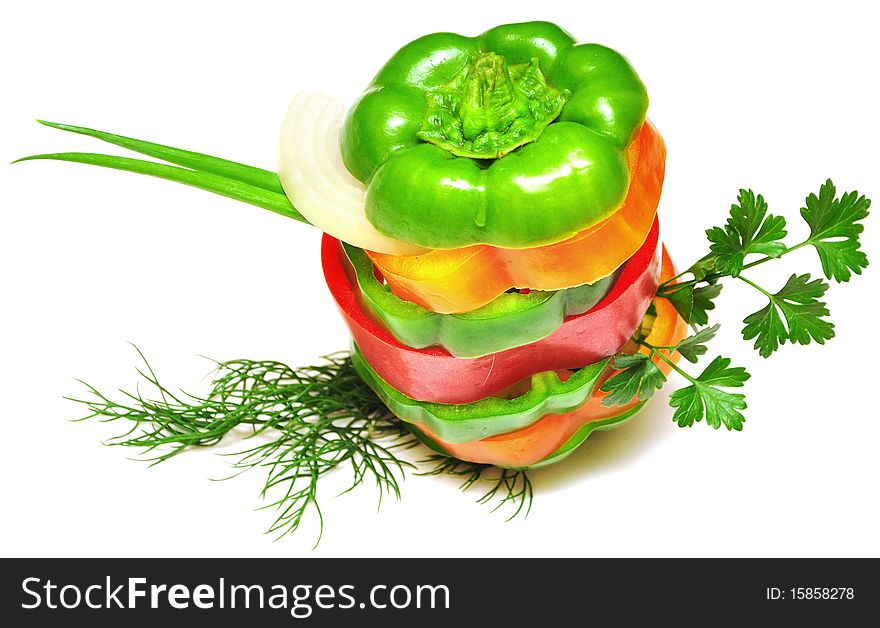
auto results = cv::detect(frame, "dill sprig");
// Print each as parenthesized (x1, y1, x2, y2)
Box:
(69, 348, 533, 543)
(70, 349, 414, 543)
(420, 455, 533, 521)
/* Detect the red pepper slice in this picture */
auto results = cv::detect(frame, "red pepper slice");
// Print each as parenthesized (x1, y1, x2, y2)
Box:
(321, 216, 660, 404)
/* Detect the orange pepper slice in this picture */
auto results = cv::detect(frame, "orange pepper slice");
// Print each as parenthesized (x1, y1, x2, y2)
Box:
(367, 120, 665, 314)
(418, 247, 687, 468)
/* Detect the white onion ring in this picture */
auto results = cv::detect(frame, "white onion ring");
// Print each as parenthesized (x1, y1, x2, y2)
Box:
(278, 91, 426, 255)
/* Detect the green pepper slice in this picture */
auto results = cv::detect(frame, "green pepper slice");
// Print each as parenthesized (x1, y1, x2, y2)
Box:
(406, 402, 645, 470)
(526, 403, 645, 468)
(351, 343, 608, 444)
(343, 242, 617, 358)
(340, 21, 648, 249)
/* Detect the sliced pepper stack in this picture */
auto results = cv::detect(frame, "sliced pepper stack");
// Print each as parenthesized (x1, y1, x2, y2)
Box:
(308, 21, 685, 468)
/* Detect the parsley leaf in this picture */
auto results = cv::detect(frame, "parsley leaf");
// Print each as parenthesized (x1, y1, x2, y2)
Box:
(661, 282, 723, 327)
(659, 284, 693, 324)
(668, 356, 750, 430)
(741, 273, 834, 357)
(773, 274, 835, 346)
(741, 301, 785, 358)
(600, 353, 667, 407)
(674, 324, 720, 363)
(688, 253, 718, 282)
(800, 179, 871, 282)
(706, 189, 787, 277)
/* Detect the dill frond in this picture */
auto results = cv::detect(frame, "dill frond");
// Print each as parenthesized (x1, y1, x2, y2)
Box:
(420, 455, 533, 521)
(69, 348, 533, 544)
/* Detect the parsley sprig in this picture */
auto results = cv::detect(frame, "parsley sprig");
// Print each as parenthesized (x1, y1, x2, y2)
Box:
(660, 179, 869, 345)
(604, 180, 870, 430)
(601, 325, 750, 430)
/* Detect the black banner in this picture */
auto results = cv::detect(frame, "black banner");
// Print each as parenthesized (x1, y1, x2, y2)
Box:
(1, 558, 876, 625)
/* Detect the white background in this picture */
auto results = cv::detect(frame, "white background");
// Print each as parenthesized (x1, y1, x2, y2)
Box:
(1, 0, 878, 557)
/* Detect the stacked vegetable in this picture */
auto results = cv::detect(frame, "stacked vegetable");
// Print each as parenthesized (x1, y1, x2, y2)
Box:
(278, 21, 687, 468)
(17, 19, 870, 535)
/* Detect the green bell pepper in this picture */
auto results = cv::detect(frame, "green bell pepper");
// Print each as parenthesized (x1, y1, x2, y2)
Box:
(343, 241, 617, 358)
(351, 343, 608, 444)
(340, 21, 648, 249)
